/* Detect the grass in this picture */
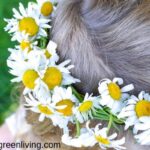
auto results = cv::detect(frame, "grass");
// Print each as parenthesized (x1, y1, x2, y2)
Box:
(0, 0, 35, 124)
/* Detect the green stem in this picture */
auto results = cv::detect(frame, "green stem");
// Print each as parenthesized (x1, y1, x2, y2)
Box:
(93, 116, 109, 121)
(75, 118, 80, 137)
(112, 122, 121, 132)
(113, 117, 124, 124)
(71, 86, 84, 102)
(39, 37, 48, 49)
(107, 114, 113, 135)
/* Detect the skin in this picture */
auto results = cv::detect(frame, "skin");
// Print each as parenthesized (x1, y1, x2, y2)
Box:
(0, 124, 14, 142)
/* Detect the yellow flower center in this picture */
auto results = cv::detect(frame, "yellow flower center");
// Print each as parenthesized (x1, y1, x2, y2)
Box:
(20, 41, 31, 52)
(108, 82, 122, 100)
(135, 100, 150, 118)
(45, 49, 52, 59)
(41, 1, 53, 16)
(19, 17, 39, 36)
(78, 101, 93, 113)
(38, 104, 53, 115)
(95, 135, 110, 145)
(56, 99, 74, 116)
(22, 70, 39, 89)
(43, 67, 62, 90)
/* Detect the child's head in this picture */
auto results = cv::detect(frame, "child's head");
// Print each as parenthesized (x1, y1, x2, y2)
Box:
(52, 0, 150, 94)
(5, 0, 150, 149)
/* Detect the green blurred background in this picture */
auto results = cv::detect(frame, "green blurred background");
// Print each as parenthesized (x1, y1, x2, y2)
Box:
(0, 0, 35, 124)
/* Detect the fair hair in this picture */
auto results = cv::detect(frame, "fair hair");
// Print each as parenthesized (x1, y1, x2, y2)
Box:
(52, 0, 150, 94)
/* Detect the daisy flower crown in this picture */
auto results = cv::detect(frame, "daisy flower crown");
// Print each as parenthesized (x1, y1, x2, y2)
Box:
(5, 1, 150, 149)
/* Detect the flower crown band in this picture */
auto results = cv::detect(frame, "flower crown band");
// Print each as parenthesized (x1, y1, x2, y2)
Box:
(5, 0, 150, 149)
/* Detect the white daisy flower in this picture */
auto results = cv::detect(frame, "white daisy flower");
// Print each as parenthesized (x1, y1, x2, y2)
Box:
(7, 50, 48, 93)
(62, 128, 95, 147)
(51, 86, 78, 116)
(86, 122, 126, 150)
(50, 87, 78, 131)
(98, 78, 134, 114)
(4, 2, 51, 41)
(49, 113, 71, 134)
(25, 84, 72, 134)
(24, 86, 55, 122)
(36, 0, 54, 18)
(44, 40, 59, 63)
(118, 91, 150, 131)
(62, 122, 126, 150)
(134, 117, 150, 145)
(42, 60, 80, 90)
(73, 94, 101, 123)
(7, 47, 29, 65)
(14, 33, 38, 52)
